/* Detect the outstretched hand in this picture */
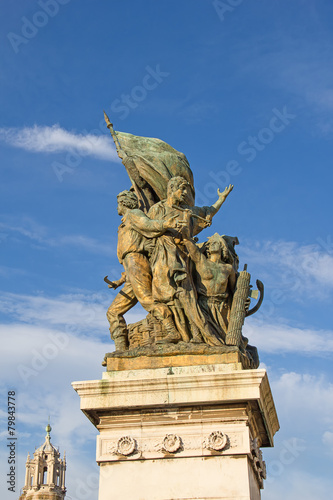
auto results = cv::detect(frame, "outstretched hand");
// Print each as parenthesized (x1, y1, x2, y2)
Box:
(217, 184, 234, 200)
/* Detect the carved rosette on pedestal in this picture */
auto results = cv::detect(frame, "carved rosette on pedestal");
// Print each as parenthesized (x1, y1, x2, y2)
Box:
(105, 431, 232, 457)
(162, 434, 182, 453)
(206, 431, 228, 451)
(117, 436, 136, 456)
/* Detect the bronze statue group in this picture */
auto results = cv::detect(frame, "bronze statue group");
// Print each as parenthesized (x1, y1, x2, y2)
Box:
(107, 177, 243, 350)
(103, 121, 261, 367)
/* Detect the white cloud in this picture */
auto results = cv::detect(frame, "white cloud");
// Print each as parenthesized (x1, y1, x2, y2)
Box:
(262, 370, 333, 498)
(0, 124, 118, 161)
(0, 215, 116, 256)
(323, 430, 333, 443)
(271, 372, 333, 425)
(0, 323, 108, 384)
(54, 234, 115, 255)
(0, 216, 47, 243)
(245, 319, 333, 355)
(239, 239, 333, 300)
(0, 293, 108, 334)
(0, 291, 144, 336)
(322, 431, 333, 455)
(264, 469, 333, 500)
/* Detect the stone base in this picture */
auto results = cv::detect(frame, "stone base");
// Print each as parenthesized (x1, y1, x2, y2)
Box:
(103, 343, 258, 371)
(72, 364, 279, 500)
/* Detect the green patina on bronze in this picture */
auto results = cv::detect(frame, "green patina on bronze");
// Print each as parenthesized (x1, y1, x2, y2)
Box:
(116, 131, 195, 203)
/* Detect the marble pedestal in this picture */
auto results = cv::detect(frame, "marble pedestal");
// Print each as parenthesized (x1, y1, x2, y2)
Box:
(72, 361, 279, 500)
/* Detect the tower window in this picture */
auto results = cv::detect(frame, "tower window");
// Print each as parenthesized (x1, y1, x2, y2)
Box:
(42, 466, 47, 484)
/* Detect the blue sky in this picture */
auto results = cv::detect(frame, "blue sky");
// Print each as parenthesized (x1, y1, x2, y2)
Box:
(1, 1, 333, 499)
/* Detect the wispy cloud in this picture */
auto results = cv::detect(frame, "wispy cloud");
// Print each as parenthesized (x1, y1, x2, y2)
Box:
(0, 292, 108, 334)
(322, 431, 333, 457)
(240, 239, 333, 300)
(245, 319, 333, 355)
(177, 100, 218, 124)
(0, 265, 27, 278)
(0, 124, 118, 161)
(273, 370, 333, 420)
(1, 287, 332, 358)
(265, 469, 333, 500)
(0, 215, 116, 256)
(271, 371, 333, 456)
(0, 291, 145, 335)
(235, 33, 333, 134)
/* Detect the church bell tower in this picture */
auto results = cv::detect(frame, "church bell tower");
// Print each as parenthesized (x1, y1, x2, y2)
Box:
(19, 424, 66, 500)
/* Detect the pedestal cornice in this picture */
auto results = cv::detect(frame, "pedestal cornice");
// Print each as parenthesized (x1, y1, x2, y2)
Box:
(72, 366, 279, 447)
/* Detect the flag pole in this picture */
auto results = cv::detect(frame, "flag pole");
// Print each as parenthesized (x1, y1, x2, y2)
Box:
(104, 111, 124, 158)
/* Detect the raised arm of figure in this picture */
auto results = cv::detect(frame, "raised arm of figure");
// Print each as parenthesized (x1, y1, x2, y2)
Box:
(210, 185, 234, 216)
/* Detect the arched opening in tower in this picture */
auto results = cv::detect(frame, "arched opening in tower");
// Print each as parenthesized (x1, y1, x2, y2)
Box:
(42, 466, 47, 484)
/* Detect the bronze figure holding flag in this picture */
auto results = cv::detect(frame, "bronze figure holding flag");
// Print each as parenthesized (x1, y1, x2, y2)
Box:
(103, 113, 263, 369)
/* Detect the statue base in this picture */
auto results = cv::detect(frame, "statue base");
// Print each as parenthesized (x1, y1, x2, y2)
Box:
(103, 342, 259, 371)
(73, 361, 278, 500)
